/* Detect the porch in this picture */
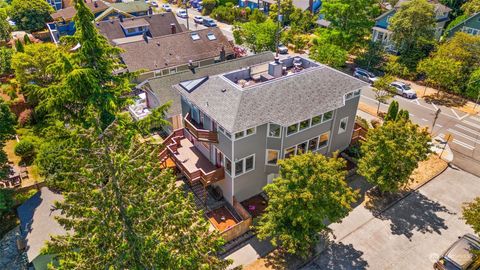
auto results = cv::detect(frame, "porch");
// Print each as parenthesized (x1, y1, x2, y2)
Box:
(184, 113, 218, 143)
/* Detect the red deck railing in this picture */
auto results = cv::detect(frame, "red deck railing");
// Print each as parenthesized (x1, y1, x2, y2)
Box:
(184, 113, 218, 143)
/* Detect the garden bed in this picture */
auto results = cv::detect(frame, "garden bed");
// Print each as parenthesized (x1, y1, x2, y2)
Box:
(206, 206, 239, 232)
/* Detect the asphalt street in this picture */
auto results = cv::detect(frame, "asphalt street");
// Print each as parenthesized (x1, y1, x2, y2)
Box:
(360, 88, 480, 176)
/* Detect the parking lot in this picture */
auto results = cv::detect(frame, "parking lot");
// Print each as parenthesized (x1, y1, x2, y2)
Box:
(303, 168, 480, 270)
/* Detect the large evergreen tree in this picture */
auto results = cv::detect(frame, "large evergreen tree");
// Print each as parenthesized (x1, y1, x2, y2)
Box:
(257, 152, 358, 257)
(43, 121, 229, 269)
(9, 0, 53, 32)
(358, 117, 431, 193)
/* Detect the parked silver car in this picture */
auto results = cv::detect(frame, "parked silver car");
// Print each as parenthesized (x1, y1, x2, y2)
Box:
(353, 68, 378, 84)
(390, 81, 417, 99)
(434, 234, 480, 270)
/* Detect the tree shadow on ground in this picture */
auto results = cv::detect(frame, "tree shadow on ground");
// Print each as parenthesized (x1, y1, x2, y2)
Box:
(424, 93, 467, 108)
(374, 190, 455, 239)
(304, 242, 368, 270)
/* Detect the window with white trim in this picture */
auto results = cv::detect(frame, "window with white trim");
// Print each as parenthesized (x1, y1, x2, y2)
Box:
(234, 155, 255, 176)
(339, 117, 348, 134)
(284, 147, 295, 159)
(311, 115, 322, 126)
(323, 111, 333, 121)
(225, 157, 232, 176)
(266, 150, 279, 165)
(234, 127, 256, 140)
(287, 123, 299, 136)
(318, 132, 329, 148)
(268, 123, 281, 138)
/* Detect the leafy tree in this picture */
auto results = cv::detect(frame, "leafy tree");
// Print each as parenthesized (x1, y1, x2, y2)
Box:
(0, 189, 14, 219)
(12, 43, 59, 87)
(249, 8, 267, 23)
(439, 0, 464, 16)
(43, 121, 230, 269)
(372, 75, 395, 114)
(384, 54, 414, 79)
(417, 55, 464, 94)
(14, 138, 36, 159)
(389, 0, 436, 69)
(269, 0, 296, 25)
(467, 68, 480, 99)
(463, 197, 480, 235)
(23, 34, 31, 45)
(309, 36, 348, 68)
(358, 118, 431, 193)
(9, 0, 53, 32)
(0, 47, 13, 76)
(201, 0, 216, 15)
(322, 0, 380, 49)
(233, 19, 277, 53)
(0, 99, 16, 179)
(461, 0, 480, 15)
(355, 41, 385, 70)
(289, 8, 316, 33)
(257, 152, 358, 257)
(384, 100, 399, 121)
(14, 39, 24, 52)
(436, 32, 480, 75)
(0, 8, 11, 42)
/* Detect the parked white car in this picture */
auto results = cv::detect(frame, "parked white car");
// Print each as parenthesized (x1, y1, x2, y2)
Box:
(176, 9, 188, 18)
(162, 4, 172, 12)
(353, 68, 378, 84)
(390, 81, 417, 99)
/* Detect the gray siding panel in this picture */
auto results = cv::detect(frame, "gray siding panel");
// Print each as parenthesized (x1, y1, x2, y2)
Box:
(329, 97, 359, 152)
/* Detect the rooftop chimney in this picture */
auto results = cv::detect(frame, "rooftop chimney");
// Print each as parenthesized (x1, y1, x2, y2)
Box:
(268, 59, 283, 78)
(148, 7, 153, 16)
(119, 14, 123, 22)
(220, 46, 226, 62)
(94, 0, 98, 8)
(188, 60, 196, 74)
(170, 23, 176, 34)
(143, 32, 148, 43)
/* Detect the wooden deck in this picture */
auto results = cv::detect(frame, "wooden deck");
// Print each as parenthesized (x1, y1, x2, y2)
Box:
(174, 138, 217, 175)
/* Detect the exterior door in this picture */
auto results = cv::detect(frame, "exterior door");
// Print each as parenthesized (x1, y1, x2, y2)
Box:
(215, 148, 223, 168)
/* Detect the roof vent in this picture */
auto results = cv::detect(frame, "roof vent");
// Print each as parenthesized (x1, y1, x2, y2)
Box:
(221, 88, 227, 93)
(268, 60, 283, 78)
(156, 42, 160, 46)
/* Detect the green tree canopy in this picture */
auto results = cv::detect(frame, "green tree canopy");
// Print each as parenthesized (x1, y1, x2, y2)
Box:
(463, 197, 480, 235)
(355, 41, 385, 70)
(461, 0, 480, 15)
(0, 47, 13, 76)
(389, 0, 436, 69)
(233, 19, 277, 53)
(9, 0, 53, 32)
(257, 152, 358, 257)
(309, 34, 348, 68)
(43, 121, 230, 269)
(0, 98, 16, 179)
(467, 68, 480, 99)
(372, 75, 395, 114)
(0, 7, 11, 41)
(358, 117, 431, 193)
(322, 0, 380, 49)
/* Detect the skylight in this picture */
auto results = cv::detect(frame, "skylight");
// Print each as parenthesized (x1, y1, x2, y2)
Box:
(179, 77, 209, 93)
(207, 32, 216, 40)
(191, 32, 200, 41)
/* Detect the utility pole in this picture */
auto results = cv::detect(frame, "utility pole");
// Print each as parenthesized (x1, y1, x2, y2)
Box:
(432, 108, 441, 134)
(184, 0, 189, 30)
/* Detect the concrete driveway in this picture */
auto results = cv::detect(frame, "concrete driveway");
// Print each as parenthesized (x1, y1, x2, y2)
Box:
(302, 167, 480, 270)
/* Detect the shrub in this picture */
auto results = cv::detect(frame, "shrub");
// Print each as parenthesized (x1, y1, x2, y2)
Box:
(14, 138, 36, 159)
(202, 0, 217, 15)
(0, 188, 14, 217)
(384, 55, 415, 80)
(18, 109, 33, 127)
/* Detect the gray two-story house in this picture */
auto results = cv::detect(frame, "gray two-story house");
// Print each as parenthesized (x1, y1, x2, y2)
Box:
(160, 56, 368, 205)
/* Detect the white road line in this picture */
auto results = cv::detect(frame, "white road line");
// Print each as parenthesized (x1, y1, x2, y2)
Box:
(431, 103, 438, 111)
(451, 108, 462, 120)
(470, 116, 480, 123)
(421, 118, 429, 122)
(447, 128, 480, 143)
(455, 124, 480, 137)
(411, 99, 420, 105)
(452, 139, 475, 150)
(409, 113, 415, 117)
(463, 120, 480, 130)
(460, 114, 470, 121)
(435, 124, 443, 128)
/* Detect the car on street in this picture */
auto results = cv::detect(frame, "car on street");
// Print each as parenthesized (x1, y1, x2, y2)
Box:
(151, 1, 158, 7)
(194, 15, 203, 24)
(353, 68, 378, 84)
(277, 43, 288, 54)
(203, 18, 217, 27)
(162, 4, 172, 12)
(176, 9, 188, 18)
(390, 81, 417, 99)
(434, 234, 480, 270)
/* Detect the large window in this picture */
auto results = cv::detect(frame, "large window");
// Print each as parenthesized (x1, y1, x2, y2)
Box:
(299, 119, 310, 131)
(296, 142, 307, 155)
(323, 111, 333, 121)
(266, 150, 279, 165)
(311, 115, 322, 126)
(234, 127, 256, 140)
(268, 123, 281, 138)
(234, 155, 255, 176)
(285, 111, 334, 136)
(339, 117, 348, 134)
(308, 137, 318, 152)
(284, 147, 295, 159)
(287, 123, 299, 136)
(318, 132, 329, 148)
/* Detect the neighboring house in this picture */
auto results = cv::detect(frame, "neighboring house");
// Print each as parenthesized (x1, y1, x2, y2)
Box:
(17, 187, 67, 270)
(94, 1, 150, 22)
(47, 0, 150, 44)
(239, 0, 321, 13)
(372, 0, 451, 51)
(446, 12, 480, 38)
(46, 0, 63, 11)
(118, 27, 235, 81)
(160, 56, 367, 208)
(135, 52, 274, 127)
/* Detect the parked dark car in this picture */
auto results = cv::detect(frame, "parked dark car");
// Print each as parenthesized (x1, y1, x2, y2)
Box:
(203, 18, 217, 27)
(277, 43, 288, 54)
(434, 234, 480, 270)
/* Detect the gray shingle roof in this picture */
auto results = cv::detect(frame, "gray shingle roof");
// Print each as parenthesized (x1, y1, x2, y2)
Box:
(17, 187, 66, 263)
(140, 52, 275, 118)
(175, 59, 368, 133)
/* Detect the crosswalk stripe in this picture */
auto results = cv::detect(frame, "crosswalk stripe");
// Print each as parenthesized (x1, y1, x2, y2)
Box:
(447, 128, 479, 143)
(470, 116, 480, 123)
(463, 120, 480, 130)
(454, 124, 480, 137)
(452, 139, 475, 150)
